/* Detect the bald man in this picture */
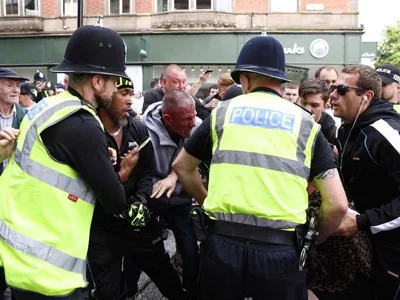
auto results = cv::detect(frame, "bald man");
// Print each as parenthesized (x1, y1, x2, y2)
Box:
(142, 64, 210, 120)
(143, 89, 202, 298)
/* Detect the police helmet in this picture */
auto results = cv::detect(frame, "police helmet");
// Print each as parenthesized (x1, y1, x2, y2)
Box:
(51, 25, 129, 79)
(33, 70, 46, 82)
(231, 36, 290, 84)
(0, 68, 28, 81)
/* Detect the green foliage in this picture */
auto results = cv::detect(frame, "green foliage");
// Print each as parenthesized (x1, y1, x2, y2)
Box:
(376, 21, 400, 67)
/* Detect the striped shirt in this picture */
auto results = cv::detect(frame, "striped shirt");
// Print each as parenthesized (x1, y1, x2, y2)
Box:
(0, 105, 16, 169)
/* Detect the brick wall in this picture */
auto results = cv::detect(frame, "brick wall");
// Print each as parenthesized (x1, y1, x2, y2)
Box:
(136, 0, 152, 13)
(42, 0, 56, 18)
(301, 0, 349, 12)
(235, 0, 268, 13)
(87, 0, 105, 15)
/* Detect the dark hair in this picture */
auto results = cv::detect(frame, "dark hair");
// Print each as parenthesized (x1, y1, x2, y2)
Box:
(280, 82, 299, 92)
(299, 79, 330, 103)
(315, 66, 338, 79)
(150, 78, 159, 89)
(341, 65, 382, 98)
(223, 85, 243, 101)
(208, 84, 218, 91)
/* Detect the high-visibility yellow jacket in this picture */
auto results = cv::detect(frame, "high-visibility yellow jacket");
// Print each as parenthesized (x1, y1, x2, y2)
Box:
(0, 92, 102, 296)
(205, 91, 320, 230)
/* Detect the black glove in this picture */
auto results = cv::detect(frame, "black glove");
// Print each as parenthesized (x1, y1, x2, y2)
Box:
(115, 196, 153, 228)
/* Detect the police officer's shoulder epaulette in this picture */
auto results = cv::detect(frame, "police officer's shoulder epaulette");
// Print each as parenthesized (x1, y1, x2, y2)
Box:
(293, 102, 312, 116)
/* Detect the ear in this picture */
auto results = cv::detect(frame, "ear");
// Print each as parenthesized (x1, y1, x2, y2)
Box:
(363, 90, 375, 105)
(162, 113, 172, 126)
(91, 75, 103, 92)
(161, 77, 167, 87)
(396, 84, 400, 95)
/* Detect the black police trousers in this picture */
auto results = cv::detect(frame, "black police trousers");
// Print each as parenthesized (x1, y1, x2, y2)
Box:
(10, 289, 83, 300)
(87, 224, 185, 300)
(198, 234, 307, 300)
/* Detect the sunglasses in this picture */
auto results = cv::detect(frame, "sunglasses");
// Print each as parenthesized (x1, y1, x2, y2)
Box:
(329, 84, 366, 96)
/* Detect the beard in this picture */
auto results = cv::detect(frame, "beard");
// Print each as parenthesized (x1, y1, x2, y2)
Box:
(118, 118, 128, 127)
(95, 92, 112, 109)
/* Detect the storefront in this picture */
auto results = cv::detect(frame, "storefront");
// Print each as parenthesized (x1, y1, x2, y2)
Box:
(0, 31, 362, 92)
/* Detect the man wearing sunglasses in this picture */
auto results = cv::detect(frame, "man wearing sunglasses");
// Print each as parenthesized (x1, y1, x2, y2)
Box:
(375, 64, 400, 113)
(331, 64, 400, 300)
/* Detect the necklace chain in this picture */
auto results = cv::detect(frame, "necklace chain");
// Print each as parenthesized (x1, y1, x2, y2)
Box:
(111, 125, 123, 137)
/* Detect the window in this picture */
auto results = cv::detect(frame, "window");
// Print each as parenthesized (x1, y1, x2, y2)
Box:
(3, 0, 40, 16)
(5, 0, 19, 15)
(24, 0, 39, 16)
(216, 0, 230, 11)
(157, 0, 168, 12)
(196, 0, 211, 9)
(270, 0, 297, 12)
(158, 0, 215, 11)
(62, 0, 77, 16)
(174, 0, 188, 10)
(110, 0, 131, 14)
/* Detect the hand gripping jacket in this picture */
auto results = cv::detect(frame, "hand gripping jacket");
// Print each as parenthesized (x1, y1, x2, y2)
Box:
(0, 92, 103, 296)
(205, 92, 320, 231)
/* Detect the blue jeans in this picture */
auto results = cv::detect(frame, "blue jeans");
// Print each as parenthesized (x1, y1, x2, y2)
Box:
(152, 202, 199, 296)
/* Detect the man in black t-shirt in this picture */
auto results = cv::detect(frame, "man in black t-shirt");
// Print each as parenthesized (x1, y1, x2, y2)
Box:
(88, 78, 186, 300)
(172, 36, 348, 300)
(0, 26, 137, 300)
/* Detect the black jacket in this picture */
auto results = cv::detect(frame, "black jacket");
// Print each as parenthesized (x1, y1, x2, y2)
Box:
(91, 116, 155, 238)
(142, 88, 210, 120)
(318, 112, 337, 144)
(336, 99, 400, 272)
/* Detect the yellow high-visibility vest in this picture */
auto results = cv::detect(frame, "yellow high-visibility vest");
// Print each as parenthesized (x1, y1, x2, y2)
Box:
(205, 91, 320, 230)
(0, 92, 103, 296)
(393, 103, 400, 113)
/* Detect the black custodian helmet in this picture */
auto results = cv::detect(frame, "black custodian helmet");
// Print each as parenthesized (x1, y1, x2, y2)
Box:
(231, 36, 290, 84)
(51, 25, 129, 79)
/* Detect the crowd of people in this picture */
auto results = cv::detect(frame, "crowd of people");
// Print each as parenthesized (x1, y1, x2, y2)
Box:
(0, 24, 399, 300)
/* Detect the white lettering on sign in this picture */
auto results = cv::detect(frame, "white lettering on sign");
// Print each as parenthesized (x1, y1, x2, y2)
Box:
(283, 43, 305, 55)
(362, 52, 376, 58)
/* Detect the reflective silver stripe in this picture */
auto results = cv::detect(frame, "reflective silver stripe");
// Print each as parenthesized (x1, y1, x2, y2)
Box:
(213, 101, 229, 154)
(296, 109, 314, 165)
(13, 100, 96, 205)
(212, 96, 312, 179)
(209, 212, 299, 229)
(212, 150, 309, 179)
(0, 220, 85, 274)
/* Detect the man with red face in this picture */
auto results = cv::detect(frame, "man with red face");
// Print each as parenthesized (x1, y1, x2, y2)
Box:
(143, 89, 201, 298)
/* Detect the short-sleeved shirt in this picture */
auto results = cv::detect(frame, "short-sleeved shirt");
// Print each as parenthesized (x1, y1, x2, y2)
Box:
(184, 88, 337, 181)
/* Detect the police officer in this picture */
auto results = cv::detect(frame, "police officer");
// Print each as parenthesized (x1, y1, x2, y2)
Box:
(0, 25, 138, 299)
(32, 70, 50, 102)
(172, 36, 348, 300)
